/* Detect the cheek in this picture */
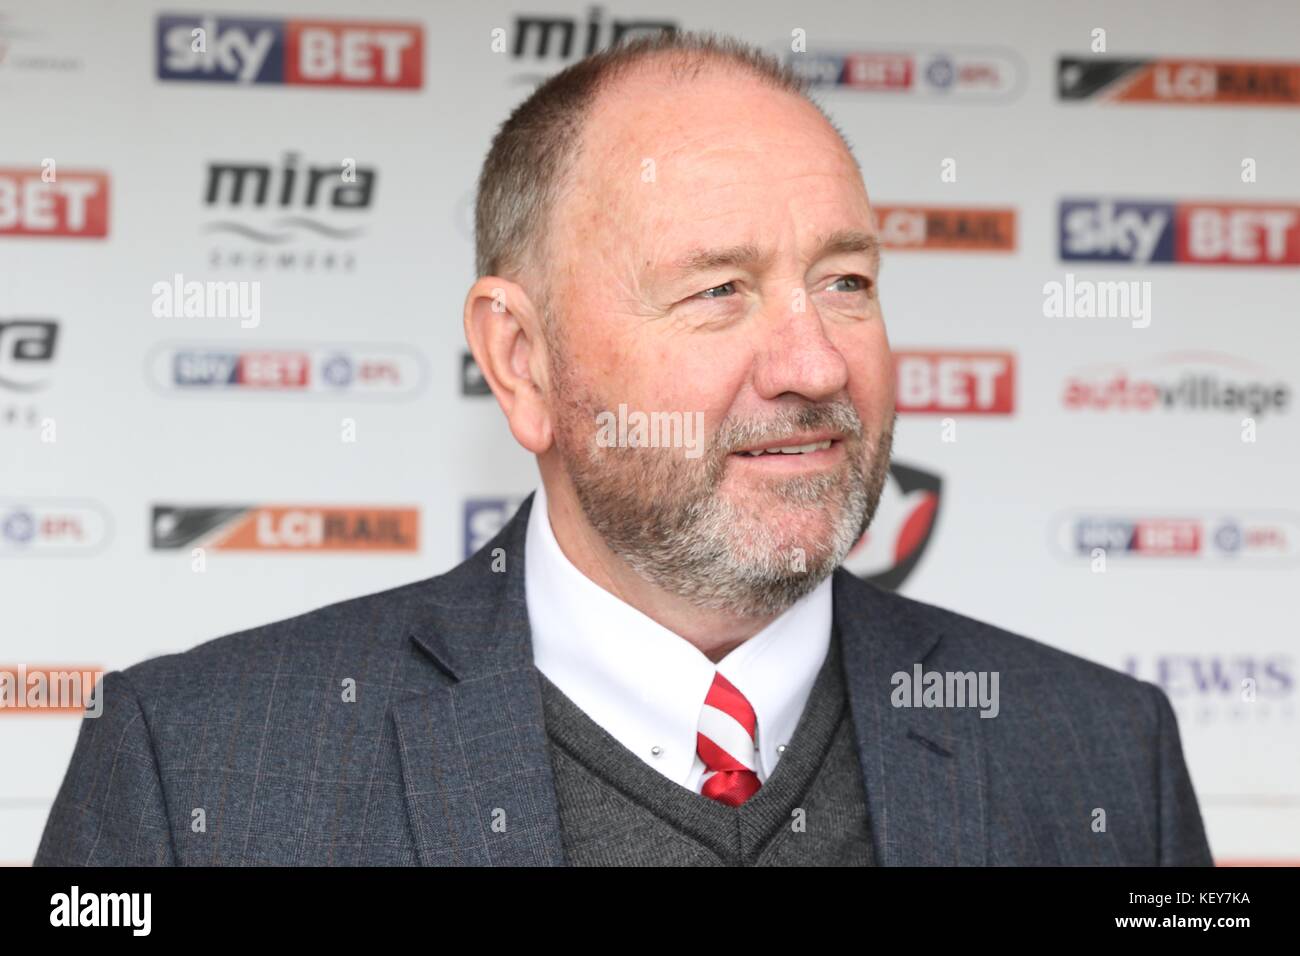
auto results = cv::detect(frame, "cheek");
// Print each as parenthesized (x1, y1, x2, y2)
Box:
(838, 327, 895, 415)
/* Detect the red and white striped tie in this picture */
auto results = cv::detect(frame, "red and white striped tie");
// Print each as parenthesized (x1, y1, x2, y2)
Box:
(697, 671, 761, 807)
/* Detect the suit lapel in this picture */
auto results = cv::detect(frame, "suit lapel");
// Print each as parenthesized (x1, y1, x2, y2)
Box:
(394, 492, 566, 866)
(835, 569, 990, 865)
(392, 494, 991, 866)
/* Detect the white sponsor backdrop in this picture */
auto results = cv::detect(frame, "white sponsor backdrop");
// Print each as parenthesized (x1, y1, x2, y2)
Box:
(2, 0, 1297, 864)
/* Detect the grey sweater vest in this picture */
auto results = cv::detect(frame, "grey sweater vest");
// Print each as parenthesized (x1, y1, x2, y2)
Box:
(538, 626, 875, 866)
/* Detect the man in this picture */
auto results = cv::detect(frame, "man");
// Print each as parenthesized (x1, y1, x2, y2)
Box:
(36, 31, 1212, 866)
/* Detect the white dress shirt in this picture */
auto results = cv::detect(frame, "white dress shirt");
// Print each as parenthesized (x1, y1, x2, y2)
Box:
(524, 481, 832, 793)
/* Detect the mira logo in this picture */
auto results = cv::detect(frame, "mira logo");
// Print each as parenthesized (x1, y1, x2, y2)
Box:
(157, 14, 422, 88)
(0, 169, 108, 238)
(1060, 198, 1300, 265)
(201, 153, 376, 270)
(511, 8, 675, 63)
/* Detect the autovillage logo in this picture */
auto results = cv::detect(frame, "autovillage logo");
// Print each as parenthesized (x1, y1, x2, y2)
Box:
(1054, 512, 1300, 564)
(1059, 198, 1300, 265)
(842, 462, 942, 591)
(0, 319, 57, 429)
(0, 168, 109, 238)
(789, 45, 1023, 101)
(146, 341, 427, 399)
(1059, 56, 1300, 106)
(1062, 352, 1291, 418)
(156, 14, 422, 89)
(464, 497, 527, 557)
(875, 205, 1016, 252)
(152, 505, 419, 552)
(1123, 654, 1294, 724)
(201, 152, 375, 272)
(508, 8, 676, 82)
(895, 350, 1015, 415)
(0, 499, 111, 556)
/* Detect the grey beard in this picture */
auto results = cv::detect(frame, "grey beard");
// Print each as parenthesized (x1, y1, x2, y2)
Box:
(556, 393, 894, 619)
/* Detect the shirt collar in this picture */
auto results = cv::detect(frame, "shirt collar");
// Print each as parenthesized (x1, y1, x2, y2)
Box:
(524, 481, 832, 787)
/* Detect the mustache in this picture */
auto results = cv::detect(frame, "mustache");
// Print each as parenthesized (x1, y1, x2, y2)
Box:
(714, 401, 865, 454)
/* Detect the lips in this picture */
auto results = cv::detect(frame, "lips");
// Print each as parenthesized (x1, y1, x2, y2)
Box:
(735, 439, 834, 457)
(731, 433, 844, 456)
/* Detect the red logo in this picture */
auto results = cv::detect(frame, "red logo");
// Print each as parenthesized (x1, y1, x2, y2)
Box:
(895, 351, 1016, 414)
(0, 169, 109, 238)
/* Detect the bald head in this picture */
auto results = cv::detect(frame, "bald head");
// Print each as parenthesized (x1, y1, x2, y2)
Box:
(473, 31, 860, 325)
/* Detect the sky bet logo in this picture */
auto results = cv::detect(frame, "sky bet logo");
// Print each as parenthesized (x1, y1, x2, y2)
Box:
(156, 14, 423, 89)
(1060, 199, 1300, 265)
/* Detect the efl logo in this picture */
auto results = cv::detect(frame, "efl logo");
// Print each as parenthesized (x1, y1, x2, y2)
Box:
(1056, 513, 1300, 564)
(151, 505, 419, 551)
(791, 47, 1022, 100)
(895, 351, 1015, 414)
(1059, 57, 1300, 106)
(0, 500, 111, 555)
(875, 206, 1016, 251)
(147, 343, 426, 398)
(156, 15, 423, 89)
(1060, 199, 1300, 265)
(0, 169, 108, 238)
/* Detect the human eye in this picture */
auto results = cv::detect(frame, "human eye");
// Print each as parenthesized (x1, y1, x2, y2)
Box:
(696, 281, 738, 300)
(827, 274, 873, 295)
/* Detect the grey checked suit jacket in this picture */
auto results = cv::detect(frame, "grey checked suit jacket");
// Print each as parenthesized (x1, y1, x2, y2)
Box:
(34, 492, 1214, 866)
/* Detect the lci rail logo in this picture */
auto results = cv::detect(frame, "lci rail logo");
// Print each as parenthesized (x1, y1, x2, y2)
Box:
(0, 500, 111, 555)
(152, 506, 419, 552)
(1059, 57, 1300, 106)
(1060, 198, 1300, 265)
(0, 169, 109, 238)
(1123, 654, 1294, 724)
(1062, 352, 1291, 418)
(895, 351, 1015, 415)
(147, 342, 427, 399)
(789, 46, 1023, 100)
(874, 206, 1015, 252)
(1055, 513, 1300, 564)
(156, 14, 422, 89)
(842, 463, 942, 591)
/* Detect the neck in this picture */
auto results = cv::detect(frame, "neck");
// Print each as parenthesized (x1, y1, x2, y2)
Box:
(537, 469, 777, 663)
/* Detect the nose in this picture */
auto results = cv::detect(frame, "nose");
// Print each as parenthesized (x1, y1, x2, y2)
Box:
(750, 293, 850, 403)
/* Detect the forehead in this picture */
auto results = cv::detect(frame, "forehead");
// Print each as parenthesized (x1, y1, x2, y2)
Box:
(565, 64, 872, 254)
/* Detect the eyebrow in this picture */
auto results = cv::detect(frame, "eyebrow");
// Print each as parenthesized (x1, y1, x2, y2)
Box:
(660, 229, 881, 281)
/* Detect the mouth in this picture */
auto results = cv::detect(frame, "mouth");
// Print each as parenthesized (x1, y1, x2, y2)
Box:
(728, 435, 845, 470)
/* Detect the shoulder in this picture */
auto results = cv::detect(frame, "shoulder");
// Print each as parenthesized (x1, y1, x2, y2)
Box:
(115, 572, 448, 705)
(847, 575, 1166, 721)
